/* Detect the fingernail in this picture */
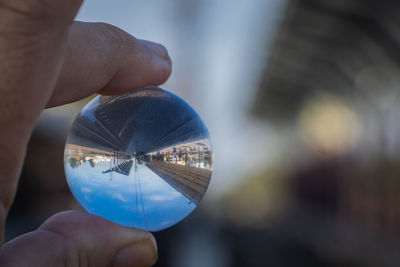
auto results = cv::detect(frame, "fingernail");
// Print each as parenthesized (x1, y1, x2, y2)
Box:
(114, 235, 158, 267)
(138, 39, 170, 61)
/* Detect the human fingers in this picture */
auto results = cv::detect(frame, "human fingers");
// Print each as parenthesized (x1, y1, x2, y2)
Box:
(47, 21, 172, 107)
(0, 0, 171, 244)
(0, 0, 83, 242)
(0, 211, 157, 267)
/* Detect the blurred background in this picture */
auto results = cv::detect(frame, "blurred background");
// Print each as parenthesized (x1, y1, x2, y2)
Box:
(6, 0, 400, 266)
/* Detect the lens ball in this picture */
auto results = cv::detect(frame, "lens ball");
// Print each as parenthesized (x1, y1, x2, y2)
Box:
(64, 87, 213, 231)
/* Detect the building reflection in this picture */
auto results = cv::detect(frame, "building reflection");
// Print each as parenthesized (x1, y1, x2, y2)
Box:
(147, 139, 212, 170)
(145, 139, 212, 204)
(65, 137, 212, 204)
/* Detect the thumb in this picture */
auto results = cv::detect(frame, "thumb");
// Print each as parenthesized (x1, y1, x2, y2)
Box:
(0, 211, 157, 267)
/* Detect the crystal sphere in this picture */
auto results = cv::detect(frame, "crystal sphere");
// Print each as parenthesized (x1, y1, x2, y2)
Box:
(64, 87, 213, 231)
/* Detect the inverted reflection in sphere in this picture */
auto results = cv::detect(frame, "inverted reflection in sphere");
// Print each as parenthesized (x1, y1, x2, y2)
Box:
(64, 87, 213, 231)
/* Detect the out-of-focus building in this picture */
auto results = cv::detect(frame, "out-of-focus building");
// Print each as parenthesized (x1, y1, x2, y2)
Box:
(249, 0, 400, 265)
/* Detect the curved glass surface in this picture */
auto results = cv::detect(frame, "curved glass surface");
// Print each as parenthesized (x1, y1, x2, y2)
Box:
(64, 87, 213, 231)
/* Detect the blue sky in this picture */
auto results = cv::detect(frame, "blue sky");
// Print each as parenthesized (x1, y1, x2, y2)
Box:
(65, 160, 196, 231)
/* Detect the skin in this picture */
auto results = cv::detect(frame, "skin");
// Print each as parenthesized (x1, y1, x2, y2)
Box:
(0, 0, 172, 266)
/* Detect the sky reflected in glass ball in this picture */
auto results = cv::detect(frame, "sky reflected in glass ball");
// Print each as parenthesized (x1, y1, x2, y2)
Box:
(64, 87, 213, 231)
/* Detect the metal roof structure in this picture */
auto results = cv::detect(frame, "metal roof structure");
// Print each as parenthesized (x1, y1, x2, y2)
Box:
(69, 87, 209, 154)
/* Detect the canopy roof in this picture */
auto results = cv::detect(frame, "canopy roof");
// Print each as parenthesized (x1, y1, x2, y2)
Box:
(68, 87, 209, 154)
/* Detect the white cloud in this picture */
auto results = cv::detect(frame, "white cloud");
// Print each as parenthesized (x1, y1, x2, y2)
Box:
(112, 192, 128, 202)
(81, 187, 92, 193)
(147, 191, 181, 201)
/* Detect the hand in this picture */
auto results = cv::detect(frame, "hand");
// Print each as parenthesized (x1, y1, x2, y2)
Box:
(0, 0, 172, 266)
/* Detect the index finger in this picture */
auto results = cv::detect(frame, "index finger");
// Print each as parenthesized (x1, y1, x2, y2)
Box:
(47, 21, 172, 107)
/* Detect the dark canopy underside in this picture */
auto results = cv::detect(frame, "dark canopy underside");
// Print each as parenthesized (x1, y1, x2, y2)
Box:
(69, 87, 209, 154)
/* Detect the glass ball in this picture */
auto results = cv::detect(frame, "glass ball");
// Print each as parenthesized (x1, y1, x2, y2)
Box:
(64, 87, 213, 231)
